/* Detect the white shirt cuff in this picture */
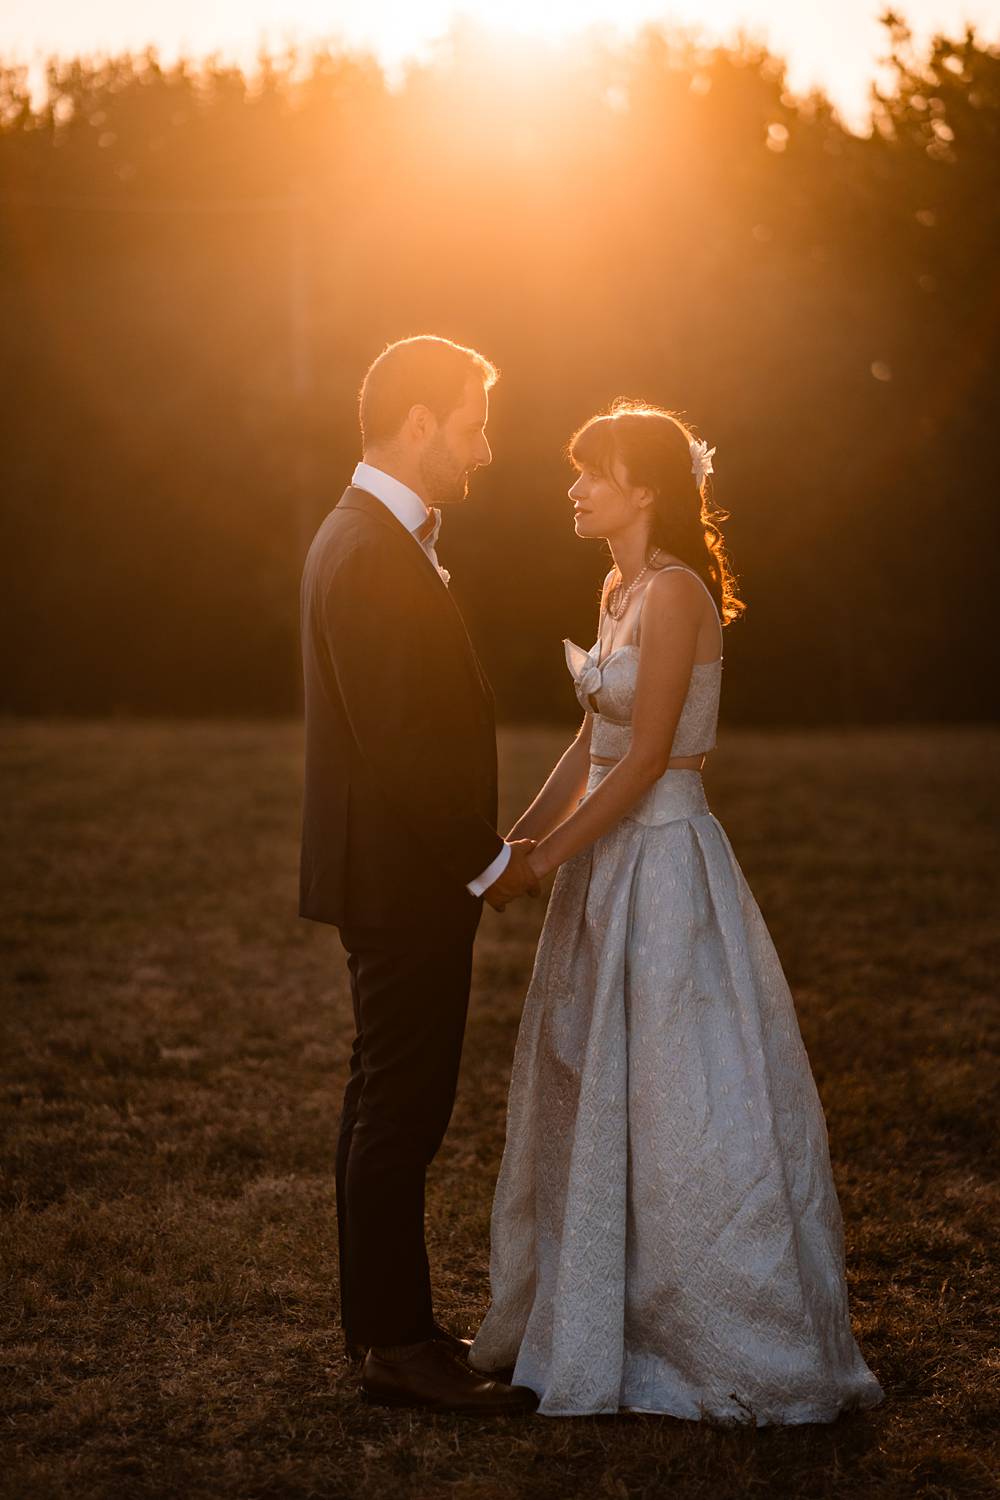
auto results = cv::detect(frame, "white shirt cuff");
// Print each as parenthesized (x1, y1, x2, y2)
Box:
(466, 842, 511, 897)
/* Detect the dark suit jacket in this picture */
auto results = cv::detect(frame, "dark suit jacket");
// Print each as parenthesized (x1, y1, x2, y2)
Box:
(299, 486, 503, 931)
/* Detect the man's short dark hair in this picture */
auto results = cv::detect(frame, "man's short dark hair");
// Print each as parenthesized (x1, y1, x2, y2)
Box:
(359, 335, 499, 447)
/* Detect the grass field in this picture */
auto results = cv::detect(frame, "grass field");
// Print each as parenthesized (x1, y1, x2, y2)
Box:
(2, 723, 998, 1500)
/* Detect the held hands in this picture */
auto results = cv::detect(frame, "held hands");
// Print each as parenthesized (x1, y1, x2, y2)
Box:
(484, 839, 542, 912)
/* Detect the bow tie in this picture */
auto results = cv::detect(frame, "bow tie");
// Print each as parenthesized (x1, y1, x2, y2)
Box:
(414, 507, 442, 548)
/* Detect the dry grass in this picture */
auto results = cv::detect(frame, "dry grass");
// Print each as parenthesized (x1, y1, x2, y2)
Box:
(1, 722, 998, 1500)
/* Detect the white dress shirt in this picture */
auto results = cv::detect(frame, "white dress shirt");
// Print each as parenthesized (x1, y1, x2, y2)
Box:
(350, 462, 511, 898)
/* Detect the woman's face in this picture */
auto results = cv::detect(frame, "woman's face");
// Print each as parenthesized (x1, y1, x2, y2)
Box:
(569, 454, 651, 541)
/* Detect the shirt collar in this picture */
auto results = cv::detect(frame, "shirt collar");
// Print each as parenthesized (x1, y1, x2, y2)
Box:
(352, 462, 429, 535)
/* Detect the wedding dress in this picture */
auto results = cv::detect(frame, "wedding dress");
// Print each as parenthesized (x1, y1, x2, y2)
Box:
(470, 567, 884, 1423)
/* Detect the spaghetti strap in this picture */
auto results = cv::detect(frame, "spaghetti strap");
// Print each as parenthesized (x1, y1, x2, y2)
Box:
(633, 580, 652, 647)
(635, 565, 724, 656)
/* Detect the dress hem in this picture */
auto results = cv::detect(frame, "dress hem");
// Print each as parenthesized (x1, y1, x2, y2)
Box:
(531, 1389, 885, 1425)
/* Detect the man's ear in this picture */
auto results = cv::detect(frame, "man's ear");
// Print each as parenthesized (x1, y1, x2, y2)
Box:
(405, 403, 437, 443)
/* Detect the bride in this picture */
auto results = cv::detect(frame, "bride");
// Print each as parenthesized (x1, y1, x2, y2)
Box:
(470, 400, 884, 1424)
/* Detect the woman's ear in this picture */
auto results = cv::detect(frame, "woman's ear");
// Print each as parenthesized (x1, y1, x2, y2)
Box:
(635, 486, 656, 512)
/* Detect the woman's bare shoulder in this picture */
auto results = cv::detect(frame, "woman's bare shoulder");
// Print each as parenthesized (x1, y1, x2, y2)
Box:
(644, 562, 705, 612)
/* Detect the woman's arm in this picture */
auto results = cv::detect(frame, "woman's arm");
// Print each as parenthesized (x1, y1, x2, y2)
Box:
(508, 714, 594, 842)
(528, 569, 702, 878)
(511, 569, 620, 842)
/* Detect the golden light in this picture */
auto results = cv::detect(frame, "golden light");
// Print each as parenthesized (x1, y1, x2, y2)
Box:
(9, 1, 1000, 133)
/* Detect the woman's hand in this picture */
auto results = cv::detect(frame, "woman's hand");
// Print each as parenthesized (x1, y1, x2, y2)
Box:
(483, 839, 540, 911)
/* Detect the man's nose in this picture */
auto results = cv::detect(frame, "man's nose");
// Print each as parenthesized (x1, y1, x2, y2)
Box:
(477, 436, 493, 467)
(568, 476, 584, 499)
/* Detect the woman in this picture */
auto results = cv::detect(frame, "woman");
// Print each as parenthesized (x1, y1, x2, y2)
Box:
(470, 401, 883, 1424)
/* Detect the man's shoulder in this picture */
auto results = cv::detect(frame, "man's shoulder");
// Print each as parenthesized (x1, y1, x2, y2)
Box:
(305, 493, 382, 565)
(303, 490, 428, 610)
(316, 488, 378, 533)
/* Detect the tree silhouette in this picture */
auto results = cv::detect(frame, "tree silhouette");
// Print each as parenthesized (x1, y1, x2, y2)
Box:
(1, 16, 996, 722)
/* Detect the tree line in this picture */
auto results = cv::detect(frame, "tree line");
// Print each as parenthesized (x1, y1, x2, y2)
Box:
(1, 12, 997, 723)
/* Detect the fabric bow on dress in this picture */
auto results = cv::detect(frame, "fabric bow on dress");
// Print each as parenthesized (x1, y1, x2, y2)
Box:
(564, 640, 602, 701)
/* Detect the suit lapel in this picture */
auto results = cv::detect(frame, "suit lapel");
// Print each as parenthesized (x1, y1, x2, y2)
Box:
(336, 487, 495, 709)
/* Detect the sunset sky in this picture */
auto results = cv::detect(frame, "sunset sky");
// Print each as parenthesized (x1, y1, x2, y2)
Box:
(5, 1, 999, 129)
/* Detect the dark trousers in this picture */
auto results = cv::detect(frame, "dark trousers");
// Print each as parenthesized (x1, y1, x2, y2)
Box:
(335, 908, 480, 1348)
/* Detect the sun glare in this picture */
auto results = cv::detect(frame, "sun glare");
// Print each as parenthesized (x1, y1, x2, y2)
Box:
(9, 0, 1000, 130)
(238, 0, 1000, 128)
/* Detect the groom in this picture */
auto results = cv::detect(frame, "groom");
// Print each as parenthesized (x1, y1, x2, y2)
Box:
(299, 336, 538, 1414)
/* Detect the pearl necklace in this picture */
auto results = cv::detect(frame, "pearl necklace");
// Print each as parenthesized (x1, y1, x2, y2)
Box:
(607, 548, 662, 621)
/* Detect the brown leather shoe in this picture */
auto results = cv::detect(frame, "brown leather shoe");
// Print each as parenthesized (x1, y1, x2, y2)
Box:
(344, 1323, 472, 1365)
(470, 1362, 516, 1385)
(361, 1340, 538, 1415)
(432, 1325, 473, 1362)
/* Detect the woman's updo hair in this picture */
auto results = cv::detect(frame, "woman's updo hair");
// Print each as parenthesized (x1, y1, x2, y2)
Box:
(569, 399, 745, 626)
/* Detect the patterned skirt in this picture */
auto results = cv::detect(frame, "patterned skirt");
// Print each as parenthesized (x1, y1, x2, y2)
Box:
(470, 768, 884, 1423)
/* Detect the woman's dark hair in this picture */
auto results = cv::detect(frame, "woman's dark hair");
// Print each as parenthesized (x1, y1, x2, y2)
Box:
(359, 335, 499, 446)
(569, 399, 745, 625)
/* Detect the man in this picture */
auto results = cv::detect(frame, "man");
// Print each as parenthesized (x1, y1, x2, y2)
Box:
(300, 336, 538, 1414)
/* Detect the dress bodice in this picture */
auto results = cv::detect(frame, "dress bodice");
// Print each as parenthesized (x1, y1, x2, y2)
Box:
(563, 566, 723, 761)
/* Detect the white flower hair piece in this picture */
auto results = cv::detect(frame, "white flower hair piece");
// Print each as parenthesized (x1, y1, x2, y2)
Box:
(689, 437, 716, 487)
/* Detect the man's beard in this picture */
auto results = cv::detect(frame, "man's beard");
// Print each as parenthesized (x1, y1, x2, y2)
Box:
(418, 437, 470, 507)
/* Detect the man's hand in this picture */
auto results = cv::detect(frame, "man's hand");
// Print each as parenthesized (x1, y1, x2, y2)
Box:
(484, 839, 542, 912)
